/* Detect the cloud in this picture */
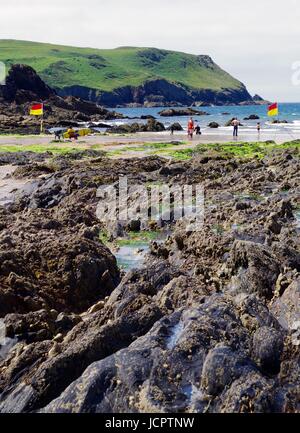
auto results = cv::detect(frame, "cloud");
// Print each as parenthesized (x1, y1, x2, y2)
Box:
(1, 0, 300, 101)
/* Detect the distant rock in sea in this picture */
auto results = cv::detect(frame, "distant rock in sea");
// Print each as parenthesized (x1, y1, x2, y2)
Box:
(252, 94, 270, 105)
(158, 108, 209, 117)
(208, 121, 220, 128)
(244, 114, 260, 120)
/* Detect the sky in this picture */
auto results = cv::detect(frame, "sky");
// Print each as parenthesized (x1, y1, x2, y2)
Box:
(1, 0, 300, 101)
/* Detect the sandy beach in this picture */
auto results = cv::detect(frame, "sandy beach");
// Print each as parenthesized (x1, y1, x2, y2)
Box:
(0, 129, 299, 158)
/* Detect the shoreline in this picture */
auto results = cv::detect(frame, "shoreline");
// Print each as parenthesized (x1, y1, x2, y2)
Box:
(0, 130, 299, 150)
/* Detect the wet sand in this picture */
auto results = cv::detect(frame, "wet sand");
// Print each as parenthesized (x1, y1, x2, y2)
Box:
(0, 129, 299, 150)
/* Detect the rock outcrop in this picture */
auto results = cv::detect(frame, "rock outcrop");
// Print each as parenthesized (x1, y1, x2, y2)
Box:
(208, 122, 220, 128)
(244, 114, 260, 120)
(252, 94, 270, 105)
(0, 65, 123, 133)
(0, 64, 54, 104)
(107, 119, 165, 133)
(158, 108, 209, 117)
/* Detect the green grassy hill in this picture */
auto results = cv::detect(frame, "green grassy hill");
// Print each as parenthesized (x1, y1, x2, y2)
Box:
(0, 39, 243, 92)
(0, 40, 254, 106)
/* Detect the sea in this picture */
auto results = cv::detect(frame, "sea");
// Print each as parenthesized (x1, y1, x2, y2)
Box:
(106, 102, 300, 139)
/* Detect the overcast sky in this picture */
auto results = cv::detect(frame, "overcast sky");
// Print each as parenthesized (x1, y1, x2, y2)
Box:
(1, 0, 300, 101)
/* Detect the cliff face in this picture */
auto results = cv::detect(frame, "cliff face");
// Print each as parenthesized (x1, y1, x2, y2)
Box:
(59, 78, 253, 107)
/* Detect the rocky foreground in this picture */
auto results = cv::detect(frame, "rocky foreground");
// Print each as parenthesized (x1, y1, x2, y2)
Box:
(0, 144, 299, 413)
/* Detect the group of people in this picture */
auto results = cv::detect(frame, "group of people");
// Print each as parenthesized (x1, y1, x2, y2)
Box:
(58, 119, 263, 142)
(54, 126, 79, 141)
(182, 117, 262, 139)
(169, 118, 201, 137)
(231, 118, 261, 138)
(187, 118, 201, 139)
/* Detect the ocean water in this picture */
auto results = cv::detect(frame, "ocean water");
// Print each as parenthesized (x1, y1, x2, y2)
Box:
(108, 102, 300, 137)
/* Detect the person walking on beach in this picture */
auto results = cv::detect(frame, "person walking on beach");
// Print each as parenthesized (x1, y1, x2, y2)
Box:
(188, 117, 194, 139)
(232, 118, 240, 137)
(257, 122, 261, 138)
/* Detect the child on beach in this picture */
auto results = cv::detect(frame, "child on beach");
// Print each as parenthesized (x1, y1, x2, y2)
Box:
(188, 117, 194, 139)
(257, 122, 261, 133)
(67, 126, 78, 140)
(195, 122, 201, 135)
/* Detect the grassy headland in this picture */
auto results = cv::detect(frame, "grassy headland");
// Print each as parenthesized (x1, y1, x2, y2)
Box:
(0, 40, 244, 93)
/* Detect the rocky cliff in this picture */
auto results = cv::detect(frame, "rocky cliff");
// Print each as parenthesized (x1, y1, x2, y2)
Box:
(59, 78, 253, 107)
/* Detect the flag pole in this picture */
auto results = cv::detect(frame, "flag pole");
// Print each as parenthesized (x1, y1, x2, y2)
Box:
(40, 103, 44, 134)
(276, 102, 278, 142)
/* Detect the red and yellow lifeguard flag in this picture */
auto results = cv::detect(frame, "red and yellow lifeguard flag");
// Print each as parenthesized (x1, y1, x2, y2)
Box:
(268, 103, 278, 117)
(30, 103, 43, 116)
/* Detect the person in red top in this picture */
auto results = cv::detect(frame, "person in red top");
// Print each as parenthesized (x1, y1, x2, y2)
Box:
(187, 117, 194, 139)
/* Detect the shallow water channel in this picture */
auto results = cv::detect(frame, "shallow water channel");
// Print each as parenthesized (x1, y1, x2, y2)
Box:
(0, 165, 36, 206)
(114, 230, 170, 271)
